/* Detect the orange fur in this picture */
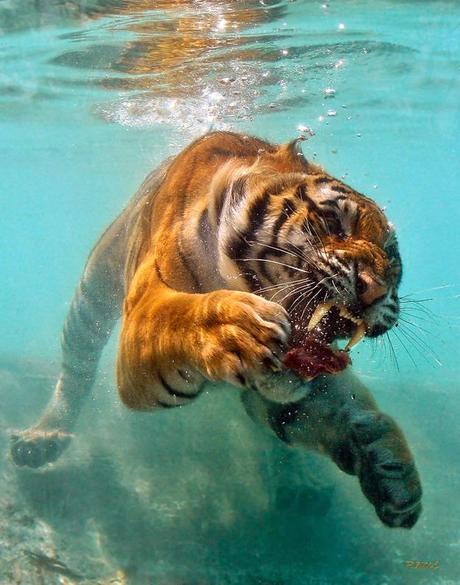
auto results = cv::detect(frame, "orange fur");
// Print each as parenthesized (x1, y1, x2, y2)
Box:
(116, 131, 393, 410)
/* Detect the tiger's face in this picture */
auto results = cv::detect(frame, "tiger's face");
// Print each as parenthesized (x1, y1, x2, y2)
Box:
(222, 167, 402, 351)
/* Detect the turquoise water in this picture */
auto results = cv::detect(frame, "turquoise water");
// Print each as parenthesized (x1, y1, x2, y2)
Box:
(1, 1, 459, 583)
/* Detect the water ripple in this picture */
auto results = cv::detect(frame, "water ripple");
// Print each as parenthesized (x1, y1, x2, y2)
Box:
(1, 0, 458, 136)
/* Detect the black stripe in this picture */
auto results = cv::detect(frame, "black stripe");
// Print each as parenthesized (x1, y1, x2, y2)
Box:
(306, 197, 323, 216)
(215, 176, 247, 229)
(159, 373, 197, 399)
(225, 191, 271, 260)
(75, 301, 106, 343)
(238, 264, 264, 291)
(314, 176, 333, 185)
(302, 198, 332, 238)
(319, 198, 340, 207)
(214, 187, 227, 227)
(198, 208, 212, 249)
(266, 178, 289, 197)
(225, 191, 271, 291)
(294, 184, 308, 202)
(226, 235, 248, 261)
(272, 199, 297, 243)
(255, 253, 277, 284)
(294, 185, 323, 215)
(229, 176, 247, 206)
(225, 236, 263, 291)
(245, 191, 271, 241)
(331, 194, 348, 202)
(331, 185, 353, 195)
(236, 372, 247, 386)
(322, 211, 342, 234)
(248, 200, 298, 283)
(177, 237, 202, 292)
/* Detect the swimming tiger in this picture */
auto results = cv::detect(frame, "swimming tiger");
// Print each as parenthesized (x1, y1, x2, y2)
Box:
(10, 131, 422, 528)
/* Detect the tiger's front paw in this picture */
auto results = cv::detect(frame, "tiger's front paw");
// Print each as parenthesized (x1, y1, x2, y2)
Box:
(333, 411, 422, 528)
(195, 290, 291, 387)
(10, 428, 72, 469)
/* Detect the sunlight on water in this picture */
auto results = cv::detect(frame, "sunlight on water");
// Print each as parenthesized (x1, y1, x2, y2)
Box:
(0, 1, 459, 583)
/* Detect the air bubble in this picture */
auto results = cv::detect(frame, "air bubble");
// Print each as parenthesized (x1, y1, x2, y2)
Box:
(323, 87, 336, 98)
(327, 110, 337, 117)
(297, 124, 314, 135)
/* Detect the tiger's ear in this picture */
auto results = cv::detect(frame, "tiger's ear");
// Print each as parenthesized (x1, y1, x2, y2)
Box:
(274, 137, 310, 171)
(287, 137, 306, 157)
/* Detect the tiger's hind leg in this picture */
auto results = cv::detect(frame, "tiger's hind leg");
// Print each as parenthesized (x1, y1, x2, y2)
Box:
(242, 370, 422, 528)
(10, 216, 128, 468)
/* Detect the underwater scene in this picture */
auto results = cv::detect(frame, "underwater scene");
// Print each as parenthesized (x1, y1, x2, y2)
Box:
(1, 0, 459, 583)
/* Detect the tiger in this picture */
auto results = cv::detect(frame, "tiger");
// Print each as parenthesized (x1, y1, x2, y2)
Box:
(10, 131, 422, 529)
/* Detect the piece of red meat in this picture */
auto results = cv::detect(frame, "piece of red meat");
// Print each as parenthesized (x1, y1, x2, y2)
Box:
(283, 340, 351, 380)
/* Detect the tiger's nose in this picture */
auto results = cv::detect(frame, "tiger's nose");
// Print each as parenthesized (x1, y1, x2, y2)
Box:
(357, 271, 387, 306)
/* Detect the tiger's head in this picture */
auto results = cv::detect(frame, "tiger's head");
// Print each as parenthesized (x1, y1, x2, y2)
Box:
(216, 140, 402, 352)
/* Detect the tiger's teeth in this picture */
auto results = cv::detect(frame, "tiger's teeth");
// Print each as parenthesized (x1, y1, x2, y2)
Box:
(345, 321, 367, 351)
(339, 306, 362, 325)
(307, 302, 334, 331)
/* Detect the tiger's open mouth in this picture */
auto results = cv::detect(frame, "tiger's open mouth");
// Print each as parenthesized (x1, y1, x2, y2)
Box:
(306, 302, 367, 350)
(284, 302, 368, 380)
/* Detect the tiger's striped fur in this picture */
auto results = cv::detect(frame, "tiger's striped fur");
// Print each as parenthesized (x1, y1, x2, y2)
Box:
(115, 131, 401, 409)
(11, 131, 422, 529)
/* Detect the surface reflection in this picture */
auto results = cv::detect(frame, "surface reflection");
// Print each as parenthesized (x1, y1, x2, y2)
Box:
(81, 0, 287, 97)
(110, 2, 283, 92)
(0, 0, 422, 132)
